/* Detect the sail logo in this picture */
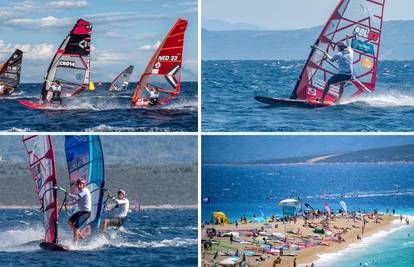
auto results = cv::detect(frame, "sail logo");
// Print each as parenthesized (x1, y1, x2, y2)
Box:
(155, 62, 162, 69)
(78, 39, 90, 49)
(158, 55, 179, 61)
(353, 26, 379, 41)
(59, 60, 76, 67)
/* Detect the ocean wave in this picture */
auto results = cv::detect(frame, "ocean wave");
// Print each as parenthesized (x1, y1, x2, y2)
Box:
(84, 124, 181, 132)
(312, 218, 413, 266)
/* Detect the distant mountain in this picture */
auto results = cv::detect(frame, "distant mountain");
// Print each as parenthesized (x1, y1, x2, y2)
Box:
(241, 144, 414, 165)
(203, 19, 264, 31)
(0, 136, 197, 165)
(203, 20, 414, 60)
(0, 162, 197, 206)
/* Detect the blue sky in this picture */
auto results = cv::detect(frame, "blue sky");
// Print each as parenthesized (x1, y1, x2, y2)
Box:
(203, 136, 414, 163)
(203, 0, 414, 30)
(0, 0, 197, 82)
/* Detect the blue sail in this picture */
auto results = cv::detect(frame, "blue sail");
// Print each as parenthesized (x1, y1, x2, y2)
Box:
(65, 135, 105, 235)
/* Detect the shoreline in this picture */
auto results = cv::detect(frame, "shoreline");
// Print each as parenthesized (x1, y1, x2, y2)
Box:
(202, 213, 404, 267)
(0, 204, 197, 210)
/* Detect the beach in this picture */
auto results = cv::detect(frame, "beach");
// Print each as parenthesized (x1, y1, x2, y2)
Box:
(201, 213, 400, 267)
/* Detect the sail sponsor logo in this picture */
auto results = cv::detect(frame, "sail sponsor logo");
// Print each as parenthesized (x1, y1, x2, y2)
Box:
(59, 60, 76, 67)
(152, 69, 159, 74)
(158, 55, 179, 61)
(78, 39, 90, 49)
(154, 62, 162, 69)
(351, 39, 375, 55)
(353, 26, 379, 41)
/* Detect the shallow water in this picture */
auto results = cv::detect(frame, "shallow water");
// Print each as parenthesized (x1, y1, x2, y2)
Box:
(0, 82, 197, 132)
(0, 208, 197, 266)
(202, 60, 414, 132)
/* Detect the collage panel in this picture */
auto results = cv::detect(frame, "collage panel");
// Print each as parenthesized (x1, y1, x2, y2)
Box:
(0, 135, 197, 266)
(202, 0, 414, 132)
(0, 0, 198, 132)
(201, 135, 414, 266)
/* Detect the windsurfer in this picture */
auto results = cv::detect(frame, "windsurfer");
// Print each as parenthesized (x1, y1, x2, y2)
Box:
(66, 178, 91, 242)
(0, 82, 5, 95)
(145, 86, 171, 106)
(100, 189, 129, 232)
(318, 42, 354, 103)
(49, 80, 63, 105)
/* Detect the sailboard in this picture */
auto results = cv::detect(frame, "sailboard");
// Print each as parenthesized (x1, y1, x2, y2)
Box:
(0, 49, 23, 96)
(42, 18, 92, 98)
(256, 0, 385, 108)
(109, 65, 134, 91)
(131, 18, 188, 108)
(64, 135, 105, 237)
(22, 135, 69, 251)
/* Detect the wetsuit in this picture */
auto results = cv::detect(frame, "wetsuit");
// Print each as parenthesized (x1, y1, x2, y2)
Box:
(108, 198, 129, 227)
(67, 187, 92, 228)
(148, 89, 159, 106)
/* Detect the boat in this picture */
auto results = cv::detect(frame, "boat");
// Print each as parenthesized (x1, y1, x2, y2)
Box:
(255, 0, 385, 108)
(131, 18, 188, 108)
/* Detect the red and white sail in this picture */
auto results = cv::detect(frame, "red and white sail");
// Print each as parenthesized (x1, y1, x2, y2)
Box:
(132, 18, 188, 107)
(291, 0, 385, 102)
(43, 18, 92, 97)
(22, 135, 58, 243)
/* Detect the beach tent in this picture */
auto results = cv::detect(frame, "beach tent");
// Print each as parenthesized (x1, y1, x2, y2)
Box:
(279, 198, 301, 216)
(213, 211, 230, 224)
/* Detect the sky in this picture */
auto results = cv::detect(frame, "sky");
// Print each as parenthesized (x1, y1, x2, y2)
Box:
(203, 135, 414, 164)
(202, 0, 414, 30)
(0, 0, 198, 83)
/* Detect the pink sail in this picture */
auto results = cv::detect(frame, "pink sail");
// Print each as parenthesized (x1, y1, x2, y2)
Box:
(22, 135, 59, 243)
(290, 0, 385, 102)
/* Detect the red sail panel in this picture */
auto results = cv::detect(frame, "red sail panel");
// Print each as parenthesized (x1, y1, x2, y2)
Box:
(43, 18, 92, 97)
(291, 0, 385, 102)
(132, 18, 188, 107)
(22, 135, 58, 243)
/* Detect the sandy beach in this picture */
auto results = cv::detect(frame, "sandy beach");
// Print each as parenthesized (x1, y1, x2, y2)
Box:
(201, 213, 397, 267)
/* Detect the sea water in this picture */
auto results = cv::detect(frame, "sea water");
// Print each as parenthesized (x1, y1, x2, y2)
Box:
(201, 163, 414, 266)
(0, 82, 197, 132)
(202, 60, 414, 132)
(0, 208, 197, 266)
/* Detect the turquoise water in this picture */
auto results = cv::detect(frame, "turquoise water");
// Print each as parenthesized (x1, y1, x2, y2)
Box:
(316, 219, 414, 267)
(201, 163, 414, 266)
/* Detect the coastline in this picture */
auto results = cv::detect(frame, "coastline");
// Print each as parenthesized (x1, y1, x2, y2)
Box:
(202, 213, 403, 267)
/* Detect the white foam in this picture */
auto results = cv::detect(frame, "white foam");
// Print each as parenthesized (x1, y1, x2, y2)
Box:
(0, 225, 43, 252)
(313, 217, 413, 266)
(344, 90, 414, 107)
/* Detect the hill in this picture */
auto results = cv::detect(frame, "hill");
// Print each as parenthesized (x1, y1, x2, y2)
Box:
(203, 20, 414, 60)
(242, 144, 414, 165)
(0, 161, 197, 206)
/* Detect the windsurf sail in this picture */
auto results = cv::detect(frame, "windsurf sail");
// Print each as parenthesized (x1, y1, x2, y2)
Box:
(290, 0, 385, 102)
(0, 49, 23, 94)
(131, 18, 188, 107)
(109, 65, 134, 91)
(42, 18, 92, 98)
(340, 200, 348, 213)
(22, 135, 59, 243)
(65, 135, 105, 235)
(324, 203, 332, 215)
